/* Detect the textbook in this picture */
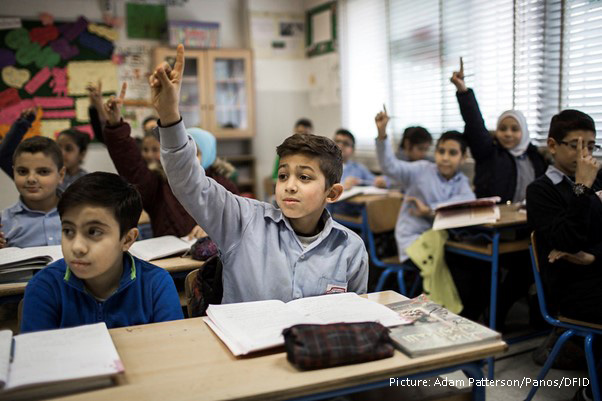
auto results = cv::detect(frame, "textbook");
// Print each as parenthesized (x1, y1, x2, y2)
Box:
(386, 295, 501, 357)
(432, 196, 501, 230)
(204, 292, 413, 356)
(0, 246, 63, 283)
(337, 186, 391, 202)
(129, 235, 196, 261)
(0, 323, 123, 401)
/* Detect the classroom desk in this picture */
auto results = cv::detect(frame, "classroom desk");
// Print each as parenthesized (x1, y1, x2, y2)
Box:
(0, 256, 204, 303)
(332, 191, 403, 234)
(53, 291, 507, 401)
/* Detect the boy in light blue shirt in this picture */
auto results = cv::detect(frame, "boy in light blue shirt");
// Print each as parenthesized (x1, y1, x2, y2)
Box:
(149, 45, 368, 303)
(0, 136, 65, 249)
(374, 108, 475, 262)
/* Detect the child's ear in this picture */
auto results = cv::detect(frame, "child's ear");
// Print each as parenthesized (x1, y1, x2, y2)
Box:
(326, 183, 344, 204)
(547, 137, 558, 155)
(121, 227, 139, 251)
(58, 166, 66, 182)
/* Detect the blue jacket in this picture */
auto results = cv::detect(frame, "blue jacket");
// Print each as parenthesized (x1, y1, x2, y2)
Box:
(21, 253, 184, 333)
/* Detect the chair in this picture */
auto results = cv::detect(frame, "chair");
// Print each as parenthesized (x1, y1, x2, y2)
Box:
(184, 269, 200, 318)
(526, 232, 601, 401)
(363, 196, 421, 296)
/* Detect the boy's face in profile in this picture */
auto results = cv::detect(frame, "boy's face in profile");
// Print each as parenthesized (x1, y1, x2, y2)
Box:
(548, 130, 596, 176)
(13, 152, 64, 208)
(276, 153, 340, 234)
(61, 204, 137, 285)
(334, 134, 354, 163)
(434, 140, 465, 179)
(404, 142, 431, 161)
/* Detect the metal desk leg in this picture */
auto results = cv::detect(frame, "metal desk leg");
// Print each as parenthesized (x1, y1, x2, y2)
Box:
(486, 231, 501, 380)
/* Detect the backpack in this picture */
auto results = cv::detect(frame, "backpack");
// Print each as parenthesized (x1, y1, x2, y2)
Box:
(188, 255, 223, 317)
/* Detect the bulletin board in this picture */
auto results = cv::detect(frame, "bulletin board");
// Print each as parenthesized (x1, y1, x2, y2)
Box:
(0, 17, 119, 141)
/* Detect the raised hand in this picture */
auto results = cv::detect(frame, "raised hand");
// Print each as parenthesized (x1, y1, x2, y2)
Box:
(450, 57, 468, 93)
(103, 82, 127, 126)
(19, 107, 37, 123)
(149, 44, 184, 126)
(86, 80, 104, 111)
(375, 105, 390, 139)
(575, 136, 600, 188)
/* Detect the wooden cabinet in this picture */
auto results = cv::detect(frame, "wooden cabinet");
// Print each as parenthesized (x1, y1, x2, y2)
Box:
(153, 47, 257, 196)
(153, 48, 255, 139)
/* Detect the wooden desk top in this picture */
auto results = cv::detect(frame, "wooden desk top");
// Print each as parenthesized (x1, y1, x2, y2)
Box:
(0, 257, 203, 298)
(484, 204, 527, 228)
(56, 291, 507, 401)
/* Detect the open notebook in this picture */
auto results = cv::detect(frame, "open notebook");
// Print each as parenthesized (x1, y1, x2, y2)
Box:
(337, 186, 391, 202)
(0, 246, 63, 283)
(433, 196, 501, 230)
(204, 292, 413, 356)
(129, 235, 196, 261)
(0, 323, 123, 401)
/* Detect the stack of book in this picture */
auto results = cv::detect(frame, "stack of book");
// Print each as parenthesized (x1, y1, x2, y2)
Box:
(0, 245, 63, 283)
(432, 197, 501, 230)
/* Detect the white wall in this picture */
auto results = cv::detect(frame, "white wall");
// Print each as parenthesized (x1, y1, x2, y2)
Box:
(0, 0, 245, 209)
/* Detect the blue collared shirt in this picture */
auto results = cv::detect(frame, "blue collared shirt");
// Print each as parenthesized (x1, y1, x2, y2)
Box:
(545, 164, 573, 185)
(341, 161, 375, 185)
(376, 138, 475, 261)
(1, 198, 61, 248)
(159, 120, 368, 304)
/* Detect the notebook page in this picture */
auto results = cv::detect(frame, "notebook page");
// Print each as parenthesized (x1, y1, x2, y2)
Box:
(0, 246, 62, 267)
(206, 300, 312, 354)
(0, 330, 12, 388)
(25, 246, 63, 263)
(287, 293, 411, 327)
(129, 235, 190, 260)
(7, 323, 122, 390)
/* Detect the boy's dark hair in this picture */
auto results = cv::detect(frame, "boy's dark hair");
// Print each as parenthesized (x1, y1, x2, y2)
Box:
(58, 129, 91, 153)
(276, 133, 342, 188)
(400, 126, 432, 150)
(294, 118, 313, 130)
(548, 109, 596, 142)
(13, 136, 63, 170)
(335, 128, 355, 148)
(142, 116, 158, 128)
(58, 172, 143, 238)
(437, 130, 468, 154)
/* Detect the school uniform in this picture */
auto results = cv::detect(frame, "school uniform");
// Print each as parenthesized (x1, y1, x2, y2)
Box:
(159, 119, 368, 304)
(376, 138, 475, 262)
(527, 166, 602, 323)
(20, 254, 184, 333)
(1, 198, 61, 248)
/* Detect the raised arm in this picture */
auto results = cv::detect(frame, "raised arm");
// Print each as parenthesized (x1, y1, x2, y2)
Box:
(374, 106, 421, 188)
(0, 108, 36, 178)
(450, 58, 494, 160)
(86, 80, 105, 143)
(150, 45, 257, 253)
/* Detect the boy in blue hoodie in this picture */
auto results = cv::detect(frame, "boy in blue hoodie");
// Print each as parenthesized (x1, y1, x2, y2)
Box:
(21, 172, 183, 333)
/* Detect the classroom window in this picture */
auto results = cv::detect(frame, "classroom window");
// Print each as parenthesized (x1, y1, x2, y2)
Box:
(340, 0, 601, 150)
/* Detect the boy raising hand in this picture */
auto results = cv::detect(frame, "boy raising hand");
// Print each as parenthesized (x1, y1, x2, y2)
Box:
(150, 45, 368, 304)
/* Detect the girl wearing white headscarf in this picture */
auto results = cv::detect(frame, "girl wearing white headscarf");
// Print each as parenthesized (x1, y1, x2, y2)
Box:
(450, 67, 548, 203)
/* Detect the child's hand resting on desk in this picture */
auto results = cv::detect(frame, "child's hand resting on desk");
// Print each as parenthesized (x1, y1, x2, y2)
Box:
(187, 225, 208, 240)
(405, 196, 432, 217)
(373, 176, 388, 189)
(548, 249, 595, 265)
(450, 57, 468, 93)
(374, 107, 390, 140)
(575, 136, 600, 189)
(102, 82, 127, 126)
(149, 44, 184, 126)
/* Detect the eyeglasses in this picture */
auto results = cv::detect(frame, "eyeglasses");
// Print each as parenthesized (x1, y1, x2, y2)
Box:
(559, 140, 601, 152)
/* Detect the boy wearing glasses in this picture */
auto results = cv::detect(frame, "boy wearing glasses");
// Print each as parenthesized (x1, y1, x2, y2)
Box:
(527, 109, 602, 324)
(334, 129, 388, 190)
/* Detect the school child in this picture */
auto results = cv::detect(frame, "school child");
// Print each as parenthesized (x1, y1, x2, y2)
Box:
(527, 110, 602, 401)
(375, 108, 475, 263)
(56, 128, 90, 191)
(149, 45, 368, 303)
(272, 118, 315, 181)
(450, 58, 547, 203)
(99, 83, 206, 239)
(0, 108, 36, 178)
(20, 172, 184, 333)
(335, 128, 388, 190)
(187, 128, 239, 195)
(396, 126, 433, 162)
(0, 136, 65, 249)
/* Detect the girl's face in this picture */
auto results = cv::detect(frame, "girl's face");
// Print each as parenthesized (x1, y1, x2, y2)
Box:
(141, 136, 161, 165)
(57, 134, 85, 172)
(495, 117, 522, 150)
